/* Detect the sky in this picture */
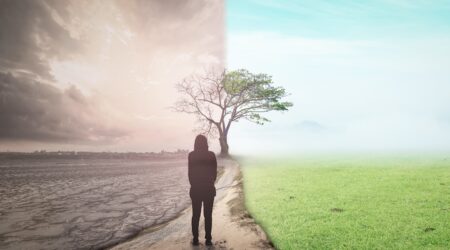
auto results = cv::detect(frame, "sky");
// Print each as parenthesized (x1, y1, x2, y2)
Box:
(0, 0, 224, 152)
(1, 0, 449, 153)
(227, 0, 450, 154)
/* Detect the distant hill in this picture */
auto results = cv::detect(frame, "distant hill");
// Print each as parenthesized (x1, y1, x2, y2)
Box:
(0, 150, 189, 160)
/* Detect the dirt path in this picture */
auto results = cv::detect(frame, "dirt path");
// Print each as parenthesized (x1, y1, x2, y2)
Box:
(111, 158, 273, 250)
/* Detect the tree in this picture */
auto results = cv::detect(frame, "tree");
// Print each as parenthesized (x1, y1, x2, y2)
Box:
(174, 69, 293, 157)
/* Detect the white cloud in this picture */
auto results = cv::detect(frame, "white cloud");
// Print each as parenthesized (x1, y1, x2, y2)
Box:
(227, 31, 450, 153)
(229, 31, 372, 57)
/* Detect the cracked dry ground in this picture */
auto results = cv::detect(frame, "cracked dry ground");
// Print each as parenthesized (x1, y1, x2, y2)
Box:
(0, 158, 191, 250)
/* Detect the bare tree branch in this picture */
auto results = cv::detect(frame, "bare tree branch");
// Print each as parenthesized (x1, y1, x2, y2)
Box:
(173, 68, 292, 155)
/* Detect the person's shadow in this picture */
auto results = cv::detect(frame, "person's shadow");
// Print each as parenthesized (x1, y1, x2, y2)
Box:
(188, 239, 229, 249)
(189, 242, 216, 250)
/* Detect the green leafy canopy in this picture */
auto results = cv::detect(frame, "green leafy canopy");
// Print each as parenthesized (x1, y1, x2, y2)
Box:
(174, 68, 293, 136)
(223, 69, 293, 124)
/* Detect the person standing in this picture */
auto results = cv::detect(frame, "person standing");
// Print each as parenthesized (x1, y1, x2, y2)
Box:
(188, 135, 217, 246)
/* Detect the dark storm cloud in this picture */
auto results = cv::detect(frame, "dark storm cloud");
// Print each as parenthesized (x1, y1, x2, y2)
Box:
(0, 72, 127, 143)
(0, 0, 126, 143)
(0, 0, 81, 79)
(0, 0, 224, 145)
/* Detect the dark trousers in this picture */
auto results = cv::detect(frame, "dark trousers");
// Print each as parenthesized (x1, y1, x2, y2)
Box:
(191, 194, 214, 240)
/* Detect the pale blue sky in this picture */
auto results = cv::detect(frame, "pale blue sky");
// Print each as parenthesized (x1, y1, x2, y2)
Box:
(227, 0, 450, 154)
(228, 0, 450, 39)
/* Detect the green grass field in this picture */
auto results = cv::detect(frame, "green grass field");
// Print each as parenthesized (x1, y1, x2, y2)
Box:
(240, 155, 450, 249)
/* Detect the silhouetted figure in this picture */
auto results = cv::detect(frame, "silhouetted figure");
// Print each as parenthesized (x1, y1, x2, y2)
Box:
(189, 135, 217, 246)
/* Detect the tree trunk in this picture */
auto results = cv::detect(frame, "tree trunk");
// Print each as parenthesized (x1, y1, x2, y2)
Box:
(219, 135, 229, 157)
